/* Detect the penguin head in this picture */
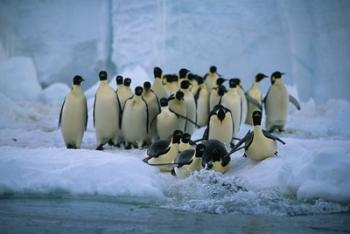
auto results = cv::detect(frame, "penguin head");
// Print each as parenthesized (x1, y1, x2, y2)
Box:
(217, 106, 226, 121)
(99, 70, 108, 81)
(116, 75, 123, 85)
(135, 86, 143, 96)
(124, 78, 132, 87)
(73, 75, 84, 85)
(180, 79, 190, 90)
(195, 144, 206, 158)
(179, 68, 189, 79)
(175, 90, 184, 101)
(271, 71, 284, 80)
(196, 75, 204, 85)
(143, 81, 151, 91)
(252, 111, 262, 126)
(172, 130, 183, 143)
(255, 73, 268, 82)
(209, 66, 217, 73)
(187, 73, 195, 81)
(216, 78, 227, 86)
(154, 67, 162, 78)
(181, 133, 191, 144)
(160, 98, 168, 107)
(229, 78, 240, 88)
(217, 85, 227, 96)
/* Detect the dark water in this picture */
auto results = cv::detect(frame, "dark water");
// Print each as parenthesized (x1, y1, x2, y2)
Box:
(0, 197, 349, 234)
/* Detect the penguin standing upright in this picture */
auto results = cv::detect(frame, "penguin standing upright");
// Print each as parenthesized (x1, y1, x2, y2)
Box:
(173, 144, 205, 179)
(152, 67, 169, 99)
(209, 84, 226, 112)
(59, 75, 87, 149)
(114, 75, 124, 146)
(188, 73, 199, 95)
(122, 86, 149, 149)
(94, 71, 120, 150)
(155, 98, 178, 140)
(194, 76, 209, 127)
(264, 71, 301, 132)
(221, 78, 242, 142)
(236, 79, 248, 128)
(143, 81, 160, 143)
(178, 68, 190, 81)
(180, 79, 197, 134)
(205, 104, 233, 148)
(204, 65, 220, 91)
(245, 73, 267, 125)
(163, 74, 179, 95)
(168, 90, 187, 132)
(229, 111, 285, 161)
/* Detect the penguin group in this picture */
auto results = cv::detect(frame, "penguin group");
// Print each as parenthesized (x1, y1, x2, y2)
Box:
(59, 66, 301, 179)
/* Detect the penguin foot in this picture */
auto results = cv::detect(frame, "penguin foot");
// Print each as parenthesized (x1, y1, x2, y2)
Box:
(171, 169, 176, 176)
(108, 139, 114, 146)
(243, 153, 247, 158)
(67, 144, 77, 149)
(96, 145, 104, 151)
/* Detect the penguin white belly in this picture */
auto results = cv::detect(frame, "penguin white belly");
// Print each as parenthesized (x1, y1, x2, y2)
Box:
(208, 114, 233, 147)
(122, 100, 147, 146)
(169, 101, 187, 132)
(246, 136, 277, 161)
(209, 93, 220, 111)
(246, 89, 262, 125)
(212, 161, 229, 174)
(156, 111, 178, 140)
(61, 94, 86, 148)
(222, 94, 241, 138)
(238, 89, 247, 126)
(265, 85, 289, 130)
(184, 94, 196, 134)
(95, 90, 119, 145)
(196, 89, 209, 127)
(148, 146, 178, 172)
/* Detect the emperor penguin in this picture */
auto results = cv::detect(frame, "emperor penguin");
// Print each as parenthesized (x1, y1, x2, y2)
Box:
(188, 73, 199, 95)
(209, 83, 226, 112)
(115, 75, 124, 90)
(245, 73, 267, 125)
(194, 76, 209, 127)
(163, 74, 179, 95)
(264, 71, 301, 132)
(94, 71, 120, 150)
(204, 104, 233, 148)
(155, 98, 178, 140)
(201, 139, 231, 174)
(221, 78, 242, 142)
(179, 68, 190, 81)
(173, 144, 205, 179)
(229, 111, 285, 161)
(114, 75, 124, 146)
(180, 79, 197, 134)
(178, 133, 193, 153)
(118, 77, 133, 109)
(143, 81, 160, 143)
(204, 65, 220, 91)
(59, 75, 87, 149)
(122, 86, 149, 149)
(144, 130, 183, 172)
(152, 67, 169, 99)
(168, 90, 187, 132)
(236, 79, 248, 128)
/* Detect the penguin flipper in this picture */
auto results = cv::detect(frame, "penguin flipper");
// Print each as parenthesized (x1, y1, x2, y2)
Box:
(289, 95, 301, 110)
(58, 98, 66, 128)
(174, 149, 195, 167)
(116, 93, 122, 129)
(228, 131, 252, 156)
(246, 94, 262, 110)
(84, 97, 88, 130)
(262, 130, 286, 145)
(194, 87, 201, 106)
(142, 96, 150, 134)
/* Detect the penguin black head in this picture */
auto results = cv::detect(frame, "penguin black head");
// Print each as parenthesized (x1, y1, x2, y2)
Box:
(196, 75, 204, 85)
(73, 75, 84, 85)
(252, 110, 262, 126)
(209, 66, 217, 73)
(116, 75, 123, 85)
(181, 133, 191, 144)
(99, 70, 108, 81)
(217, 85, 226, 96)
(179, 68, 189, 79)
(195, 144, 206, 158)
(172, 130, 183, 143)
(135, 86, 143, 96)
(216, 78, 227, 86)
(124, 78, 132, 87)
(154, 67, 162, 78)
(143, 81, 151, 91)
(160, 98, 168, 107)
(229, 78, 240, 88)
(271, 71, 285, 80)
(187, 73, 195, 81)
(175, 90, 184, 101)
(180, 79, 190, 90)
(255, 73, 268, 82)
(217, 106, 226, 121)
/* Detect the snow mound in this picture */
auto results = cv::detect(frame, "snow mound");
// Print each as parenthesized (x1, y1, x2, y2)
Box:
(40, 83, 70, 103)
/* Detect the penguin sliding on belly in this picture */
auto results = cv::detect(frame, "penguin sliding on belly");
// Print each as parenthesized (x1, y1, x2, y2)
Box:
(59, 75, 87, 149)
(201, 139, 231, 174)
(122, 86, 149, 149)
(264, 71, 301, 132)
(94, 71, 120, 150)
(229, 111, 285, 161)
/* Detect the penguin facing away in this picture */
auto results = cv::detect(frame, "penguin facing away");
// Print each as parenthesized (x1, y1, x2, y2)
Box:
(180, 79, 197, 135)
(264, 71, 301, 132)
(155, 98, 178, 140)
(229, 111, 286, 161)
(143, 81, 160, 144)
(194, 76, 209, 127)
(94, 71, 120, 150)
(122, 86, 149, 149)
(173, 143, 205, 179)
(59, 75, 87, 149)
(152, 67, 169, 99)
(245, 73, 268, 125)
(168, 90, 187, 132)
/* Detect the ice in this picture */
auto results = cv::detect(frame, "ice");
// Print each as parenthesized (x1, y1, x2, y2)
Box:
(39, 83, 70, 103)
